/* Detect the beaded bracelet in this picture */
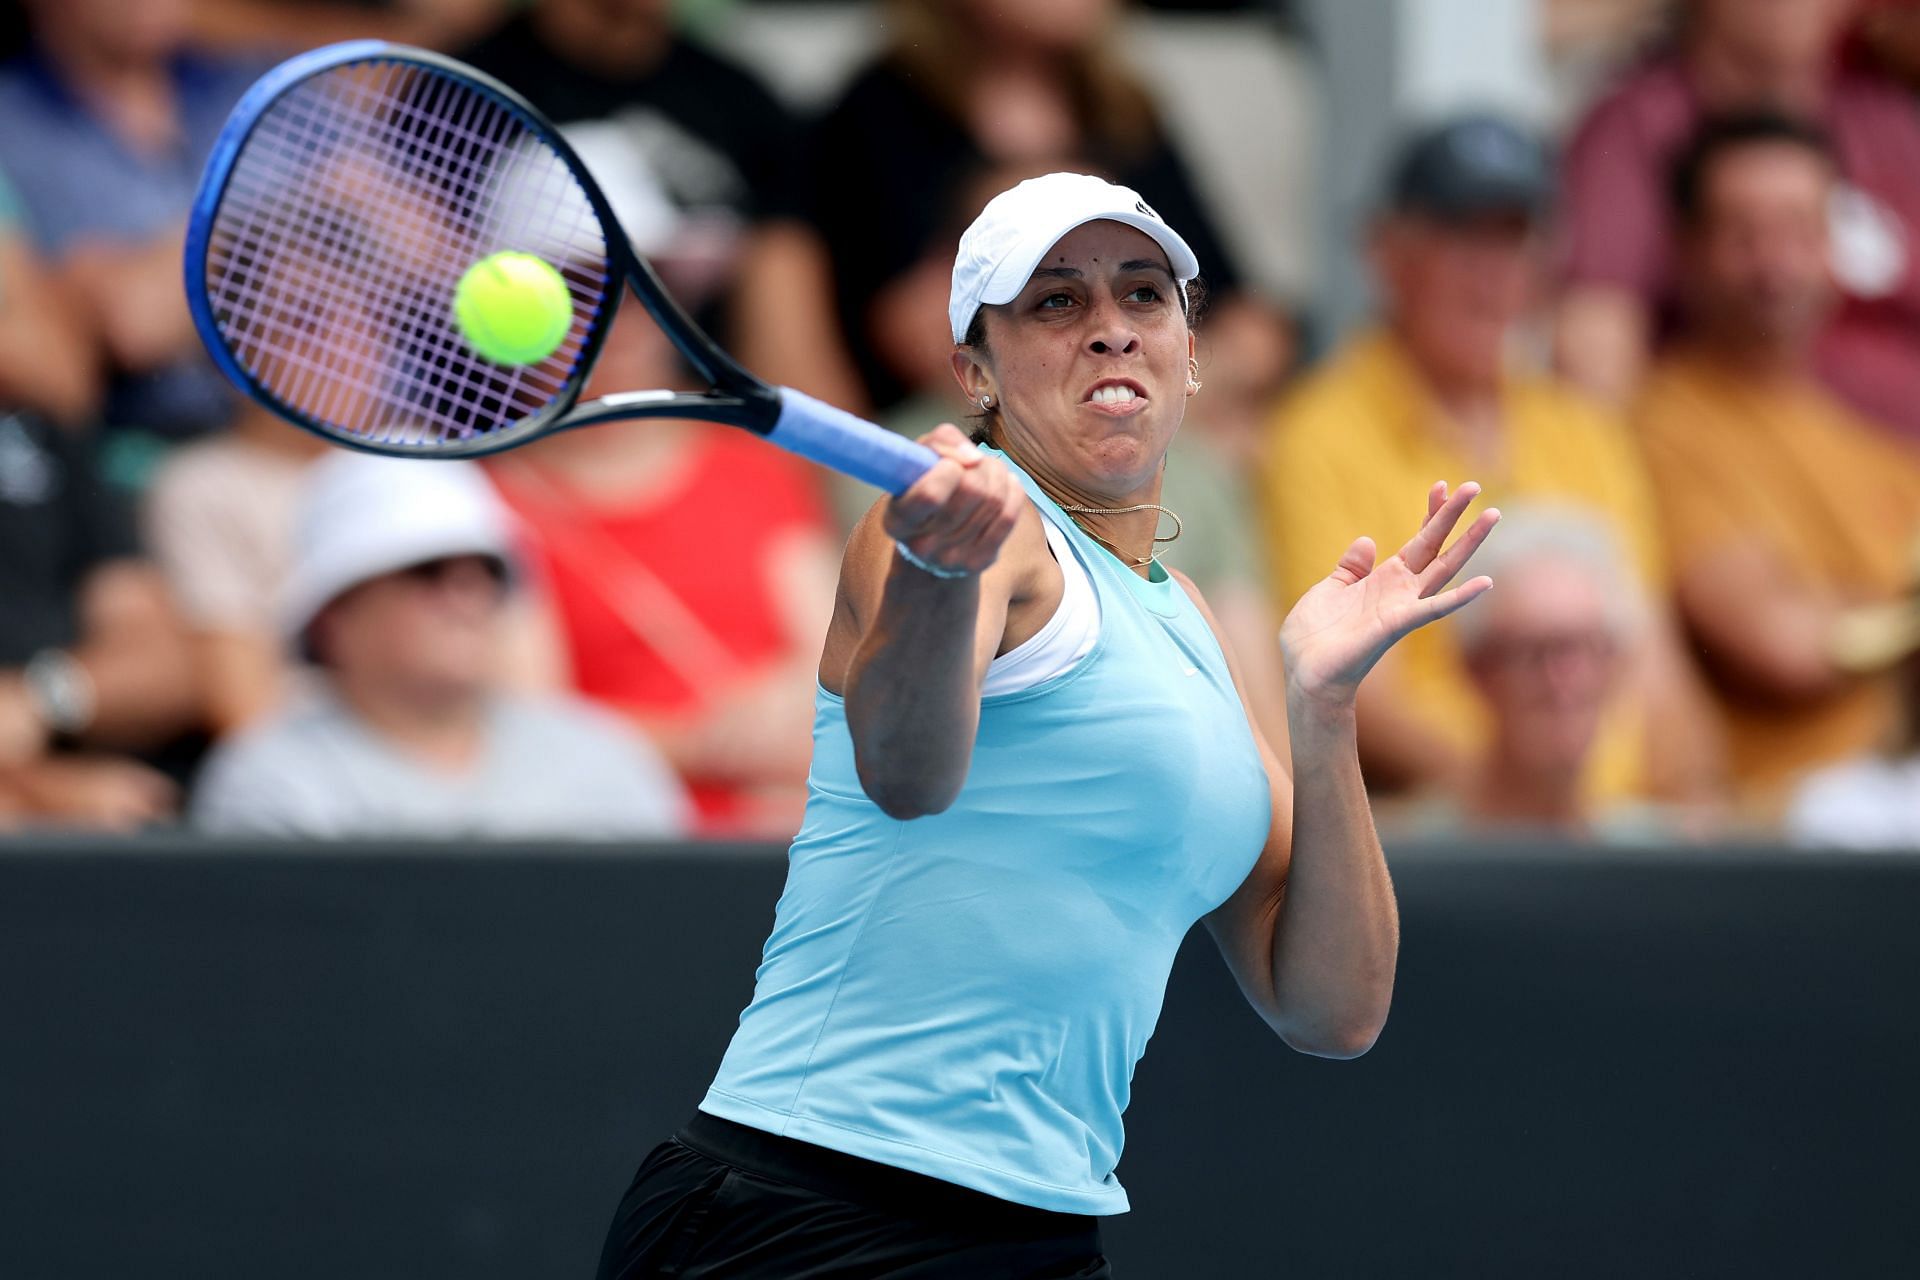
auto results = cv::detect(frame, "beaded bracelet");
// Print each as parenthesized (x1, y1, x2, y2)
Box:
(892, 538, 973, 581)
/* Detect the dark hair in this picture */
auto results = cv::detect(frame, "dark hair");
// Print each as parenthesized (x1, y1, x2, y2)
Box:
(1669, 112, 1835, 229)
(957, 278, 1209, 445)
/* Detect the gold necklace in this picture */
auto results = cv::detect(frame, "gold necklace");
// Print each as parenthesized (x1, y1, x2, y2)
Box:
(1056, 501, 1184, 568)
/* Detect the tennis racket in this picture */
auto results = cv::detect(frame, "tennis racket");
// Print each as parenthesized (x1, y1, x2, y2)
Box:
(183, 40, 937, 492)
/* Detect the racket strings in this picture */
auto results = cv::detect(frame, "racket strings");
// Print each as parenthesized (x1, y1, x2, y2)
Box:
(215, 79, 521, 442)
(236, 64, 582, 438)
(204, 57, 616, 448)
(216, 69, 509, 438)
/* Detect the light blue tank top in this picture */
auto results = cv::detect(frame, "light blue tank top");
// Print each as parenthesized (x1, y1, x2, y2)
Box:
(701, 450, 1272, 1215)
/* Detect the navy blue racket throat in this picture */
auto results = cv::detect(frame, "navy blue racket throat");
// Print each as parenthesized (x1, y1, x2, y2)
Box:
(184, 40, 934, 493)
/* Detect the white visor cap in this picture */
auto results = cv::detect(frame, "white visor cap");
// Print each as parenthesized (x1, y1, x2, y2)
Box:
(280, 452, 518, 643)
(948, 172, 1201, 344)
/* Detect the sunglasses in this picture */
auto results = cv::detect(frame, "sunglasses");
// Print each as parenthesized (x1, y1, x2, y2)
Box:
(395, 555, 509, 589)
(1477, 631, 1617, 668)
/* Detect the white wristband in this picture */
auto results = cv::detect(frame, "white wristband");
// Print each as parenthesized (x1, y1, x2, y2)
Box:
(892, 538, 973, 581)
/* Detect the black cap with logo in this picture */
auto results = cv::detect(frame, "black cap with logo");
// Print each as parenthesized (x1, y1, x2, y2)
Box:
(1385, 113, 1552, 222)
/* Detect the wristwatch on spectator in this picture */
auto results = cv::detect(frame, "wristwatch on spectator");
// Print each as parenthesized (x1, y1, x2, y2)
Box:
(22, 649, 96, 737)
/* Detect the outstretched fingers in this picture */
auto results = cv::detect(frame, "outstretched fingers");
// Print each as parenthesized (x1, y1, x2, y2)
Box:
(1398, 481, 1482, 573)
(1417, 506, 1502, 596)
(1410, 574, 1495, 627)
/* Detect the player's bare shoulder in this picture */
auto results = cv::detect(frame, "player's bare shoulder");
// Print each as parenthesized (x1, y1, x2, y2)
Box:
(995, 490, 1059, 612)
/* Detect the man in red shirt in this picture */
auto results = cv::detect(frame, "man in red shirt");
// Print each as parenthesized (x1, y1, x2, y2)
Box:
(1557, 0, 1920, 446)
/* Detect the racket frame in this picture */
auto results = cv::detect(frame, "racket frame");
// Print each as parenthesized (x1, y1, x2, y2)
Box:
(184, 40, 783, 460)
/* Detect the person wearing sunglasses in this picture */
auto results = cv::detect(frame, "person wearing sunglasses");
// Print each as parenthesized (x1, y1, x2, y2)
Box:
(191, 453, 688, 840)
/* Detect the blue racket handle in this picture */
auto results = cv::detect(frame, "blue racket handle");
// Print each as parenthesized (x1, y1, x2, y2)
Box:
(768, 388, 940, 495)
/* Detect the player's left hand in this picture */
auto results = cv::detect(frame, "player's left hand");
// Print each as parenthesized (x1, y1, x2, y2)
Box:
(1279, 481, 1499, 710)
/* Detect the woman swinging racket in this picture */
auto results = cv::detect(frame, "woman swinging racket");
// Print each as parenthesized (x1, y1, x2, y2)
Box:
(598, 172, 1500, 1278)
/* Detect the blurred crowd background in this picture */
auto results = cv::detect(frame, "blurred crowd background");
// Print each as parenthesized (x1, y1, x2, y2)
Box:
(2, 0, 1918, 848)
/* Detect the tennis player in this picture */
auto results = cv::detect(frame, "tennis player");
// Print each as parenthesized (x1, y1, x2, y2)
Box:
(597, 172, 1498, 1278)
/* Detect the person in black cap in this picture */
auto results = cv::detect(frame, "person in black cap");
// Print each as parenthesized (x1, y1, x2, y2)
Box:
(1258, 113, 1723, 812)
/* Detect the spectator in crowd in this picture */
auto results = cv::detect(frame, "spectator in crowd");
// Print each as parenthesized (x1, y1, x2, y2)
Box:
(144, 407, 567, 737)
(0, 166, 197, 831)
(0, 272, 199, 832)
(0, 0, 265, 441)
(472, 135, 835, 838)
(809, 0, 1285, 415)
(187, 0, 505, 55)
(1787, 539, 1920, 847)
(192, 455, 687, 838)
(1261, 113, 1721, 806)
(149, 202, 568, 738)
(1558, 0, 1920, 445)
(0, 411, 198, 832)
(488, 300, 838, 839)
(1441, 507, 1659, 836)
(1634, 113, 1920, 806)
(456, 0, 865, 413)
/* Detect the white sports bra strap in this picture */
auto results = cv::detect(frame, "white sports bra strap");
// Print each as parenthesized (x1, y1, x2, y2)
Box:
(982, 511, 1101, 697)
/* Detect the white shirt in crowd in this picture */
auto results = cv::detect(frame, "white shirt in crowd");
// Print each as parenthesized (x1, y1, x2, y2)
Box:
(193, 690, 690, 840)
(1786, 756, 1920, 851)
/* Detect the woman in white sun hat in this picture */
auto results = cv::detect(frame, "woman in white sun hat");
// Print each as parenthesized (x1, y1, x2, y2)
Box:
(191, 453, 687, 840)
(597, 172, 1501, 1278)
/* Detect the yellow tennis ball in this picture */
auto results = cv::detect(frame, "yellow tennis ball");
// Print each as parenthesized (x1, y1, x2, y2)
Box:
(453, 251, 572, 365)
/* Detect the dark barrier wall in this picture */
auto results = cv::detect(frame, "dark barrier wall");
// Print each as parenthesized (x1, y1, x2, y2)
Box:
(4, 840, 1918, 1278)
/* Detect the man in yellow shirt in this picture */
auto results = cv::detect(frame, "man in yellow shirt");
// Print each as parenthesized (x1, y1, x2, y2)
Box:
(1636, 114, 1920, 806)
(1261, 115, 1718, 807)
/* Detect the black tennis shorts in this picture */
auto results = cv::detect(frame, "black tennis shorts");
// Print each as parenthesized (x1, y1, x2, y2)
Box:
(595, 1113, 1113, 1278)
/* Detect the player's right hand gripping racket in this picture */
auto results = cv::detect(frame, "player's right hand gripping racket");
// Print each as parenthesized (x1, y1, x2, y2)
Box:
(183, 40, 938, 492)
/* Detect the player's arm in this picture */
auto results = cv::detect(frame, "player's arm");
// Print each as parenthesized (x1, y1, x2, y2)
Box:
(1259, 413, 1463, 791)
(820, 426, 1037, 820)
(1180, 570, 1389, 1061)
(1195, 577, 1399, 1062)
(1202, 484, 1497, 1059)
(1169, 572, 1322, 1038)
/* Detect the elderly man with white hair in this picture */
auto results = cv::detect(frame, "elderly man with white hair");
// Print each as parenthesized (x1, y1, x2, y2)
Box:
(192, 454, 687, 839)
(1440, 506, 1667, 837)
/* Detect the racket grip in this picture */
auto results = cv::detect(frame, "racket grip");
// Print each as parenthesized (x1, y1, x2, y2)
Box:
(769, 388, 939, 495)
